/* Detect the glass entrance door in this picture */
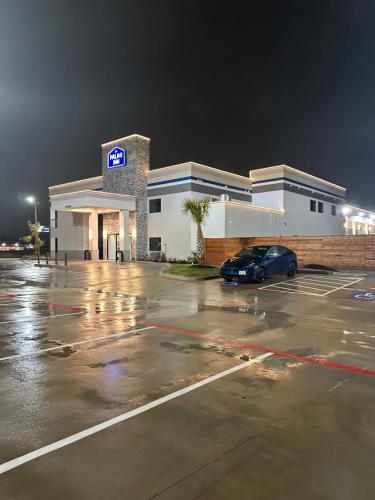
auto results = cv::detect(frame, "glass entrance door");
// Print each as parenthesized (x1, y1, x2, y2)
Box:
(107, 234, 118, 260)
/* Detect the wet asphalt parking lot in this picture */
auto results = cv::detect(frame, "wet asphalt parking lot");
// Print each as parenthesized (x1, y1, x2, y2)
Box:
(0, 259, 374, 500)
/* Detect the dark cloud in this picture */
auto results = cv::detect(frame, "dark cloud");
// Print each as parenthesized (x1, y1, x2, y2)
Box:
(1, 0, 375, 237)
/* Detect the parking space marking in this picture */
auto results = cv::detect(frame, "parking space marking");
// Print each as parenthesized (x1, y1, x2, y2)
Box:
(259, 276, 363, 296)
(290, 278, 343, 288)
(0, 352, 273, 475)
(262, 285, 319, 296)
(321, 278, 364, 296)
(296, 277, 358, 286)
(139, 321, 375, 376)
(273, 282, 328, 292)
(0, 326, 155, 363)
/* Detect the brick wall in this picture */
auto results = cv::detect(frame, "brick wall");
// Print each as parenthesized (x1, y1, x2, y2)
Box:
(204, 235, 375, 270)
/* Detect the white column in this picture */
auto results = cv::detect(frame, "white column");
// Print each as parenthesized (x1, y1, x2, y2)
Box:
(88, 211, 99, 260)
(119, 210, 130, 260)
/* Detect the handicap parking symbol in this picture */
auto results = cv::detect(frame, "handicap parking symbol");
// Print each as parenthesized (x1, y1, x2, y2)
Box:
(352, 291, 375, 301)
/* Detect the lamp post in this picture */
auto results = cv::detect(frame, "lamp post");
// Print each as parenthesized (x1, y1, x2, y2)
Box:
(26, 196, 40, 264)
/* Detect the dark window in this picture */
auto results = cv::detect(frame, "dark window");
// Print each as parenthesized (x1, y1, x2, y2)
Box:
(236, 246, 271, 258)
(331, 205, 337, 216)
(277, 246, 289, 255)
(55, 210, 58, 228)
(149, 237, 161, 252)
(318, 201, 324, 213)
(149, 199, 161, 213)
(310, 200, 316, 212)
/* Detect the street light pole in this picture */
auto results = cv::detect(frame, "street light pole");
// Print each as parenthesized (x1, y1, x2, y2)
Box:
(34, 201, 38, 226)
(26, 196, 40, 265)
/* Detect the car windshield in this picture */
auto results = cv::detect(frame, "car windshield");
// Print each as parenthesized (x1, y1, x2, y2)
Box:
(235, 246, 271, 258)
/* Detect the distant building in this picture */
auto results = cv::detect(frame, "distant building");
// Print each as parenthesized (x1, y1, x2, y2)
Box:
(48, 134, 375, 261)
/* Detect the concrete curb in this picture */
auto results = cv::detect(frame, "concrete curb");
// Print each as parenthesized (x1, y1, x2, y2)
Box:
(299, 268, 374, 277)
(298, 268, 333, 275)
(160, 271, 220, 281)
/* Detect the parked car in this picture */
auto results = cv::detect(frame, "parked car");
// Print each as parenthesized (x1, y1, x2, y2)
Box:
(220, 245, 297, 283)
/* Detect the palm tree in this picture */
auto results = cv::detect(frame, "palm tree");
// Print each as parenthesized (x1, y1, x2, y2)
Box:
(23, 221, 44, 264)
(182, 197, 211, 261)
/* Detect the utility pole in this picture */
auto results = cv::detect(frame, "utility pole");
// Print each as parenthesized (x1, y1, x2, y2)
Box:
(26, 196, 40, 265)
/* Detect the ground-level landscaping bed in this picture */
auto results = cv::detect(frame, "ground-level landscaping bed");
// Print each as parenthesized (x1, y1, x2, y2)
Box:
(162, 264, 219, 279)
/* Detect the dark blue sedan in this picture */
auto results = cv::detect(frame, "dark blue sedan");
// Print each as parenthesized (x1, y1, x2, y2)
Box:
(220, 245, 298, 283)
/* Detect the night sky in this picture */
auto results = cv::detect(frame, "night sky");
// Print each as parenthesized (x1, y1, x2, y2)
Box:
(1, 0, 375, 239)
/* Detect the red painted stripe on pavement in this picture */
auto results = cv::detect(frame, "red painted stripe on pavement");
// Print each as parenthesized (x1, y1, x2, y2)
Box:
(36, 301, 85, 311)
(139, 321, 375, 376)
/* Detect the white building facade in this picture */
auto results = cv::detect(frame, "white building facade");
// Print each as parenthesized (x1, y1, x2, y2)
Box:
(49, 133, 374, 261)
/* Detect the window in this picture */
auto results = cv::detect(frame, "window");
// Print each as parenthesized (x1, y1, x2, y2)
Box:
(236, 246, 270, 258)
(55, 210, 58, 228)
(149, 237, 161, 252)
(331, 205, 337, 216)
(266, 246, 279, 258)
(310, 200, 316, 212)
(277, 246, 289, 255)
(149, 199, 161, 213)
(318, 201, 324, 213)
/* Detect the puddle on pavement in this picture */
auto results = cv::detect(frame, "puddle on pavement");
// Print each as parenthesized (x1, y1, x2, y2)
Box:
(160, 340, 239, 358)
(88, 356, 129, 368)
(47, 346, 77, 358)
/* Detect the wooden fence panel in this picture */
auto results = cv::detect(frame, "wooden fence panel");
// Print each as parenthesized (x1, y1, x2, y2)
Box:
(204, 235, 375, 270)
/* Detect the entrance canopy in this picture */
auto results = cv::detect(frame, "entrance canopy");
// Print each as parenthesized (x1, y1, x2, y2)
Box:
(50, 190, 136, 213)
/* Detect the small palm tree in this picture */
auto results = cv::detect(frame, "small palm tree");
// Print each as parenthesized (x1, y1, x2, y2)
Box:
(182, 197, 211, 261)
(23, 221, 44, 263)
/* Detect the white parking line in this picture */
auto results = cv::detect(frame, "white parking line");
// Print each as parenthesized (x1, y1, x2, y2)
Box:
(291, 278, 345, 288)
(296, 277, 357, 285)
(275, 282, 328, 292)
(259, 276, 363, 297)
(0, 351, 273, 474)
(321, 278, 363, 296)
(264, 285, 319, 296)
(0, 326, 155, 363)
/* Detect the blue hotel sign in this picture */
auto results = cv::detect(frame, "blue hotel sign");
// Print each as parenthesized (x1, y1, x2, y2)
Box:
(108, 147, 127, 168)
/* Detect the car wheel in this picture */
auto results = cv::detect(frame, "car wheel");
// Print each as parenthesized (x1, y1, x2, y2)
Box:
(287, 262, 297, 277)
(255, 267, 266, 283)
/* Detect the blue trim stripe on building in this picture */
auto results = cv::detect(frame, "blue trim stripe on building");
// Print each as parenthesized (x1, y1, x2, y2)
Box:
(252, 177, 346, 199)
(148, 176, 252, 194)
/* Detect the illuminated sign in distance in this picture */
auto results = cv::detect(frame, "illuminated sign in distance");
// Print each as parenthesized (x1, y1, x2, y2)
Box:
(108, 147, 127, 168)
